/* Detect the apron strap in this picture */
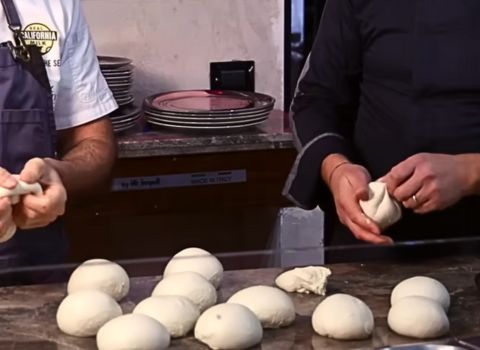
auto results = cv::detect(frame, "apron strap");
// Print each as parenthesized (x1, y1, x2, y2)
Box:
(0, 0, 21, 30)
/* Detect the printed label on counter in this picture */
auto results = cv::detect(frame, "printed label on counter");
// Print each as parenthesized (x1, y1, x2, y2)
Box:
(111, 169, 247, 191)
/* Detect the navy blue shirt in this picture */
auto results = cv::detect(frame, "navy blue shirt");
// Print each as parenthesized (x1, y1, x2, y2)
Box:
(284, 0, 480, 240)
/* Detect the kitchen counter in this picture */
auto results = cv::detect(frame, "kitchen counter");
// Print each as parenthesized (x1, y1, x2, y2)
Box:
(115, 110, 294, 158)
(2, 255, 480, 349)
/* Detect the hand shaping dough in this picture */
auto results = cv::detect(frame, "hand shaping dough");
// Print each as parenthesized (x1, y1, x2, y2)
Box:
(391, 276, 450, 311)
(312, 294, 374, 340)
(163, 247, 224, 289)
(194, 303, 263, 350)
(152, 271, 217, 312)
(388, 296, 449, 339)
(56, 290, 122, 337)
(68, 259, 130, 301)
(359, 181, 402, 229)
(227, 285, 295, 328)
(97, 314, 170, 350)
(134, 296, 200, 338)
(0, 176, 42, 243)
(275, 266, 331, 295)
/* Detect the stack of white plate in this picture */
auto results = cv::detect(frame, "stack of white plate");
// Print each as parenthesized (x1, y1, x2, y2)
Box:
(98, 56, 135, 107)
(108, 105, 142, 133)
(143, 90, 275, 131)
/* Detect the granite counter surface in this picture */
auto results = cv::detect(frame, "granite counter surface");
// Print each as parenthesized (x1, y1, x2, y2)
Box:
(116, 110, 294, 158)
(1, 256, 480, 349)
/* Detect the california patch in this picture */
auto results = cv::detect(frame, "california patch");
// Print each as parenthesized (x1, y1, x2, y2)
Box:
(22, 23, 58, 55)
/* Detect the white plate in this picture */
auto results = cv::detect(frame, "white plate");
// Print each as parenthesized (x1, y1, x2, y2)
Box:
(143, 110, 271, 122)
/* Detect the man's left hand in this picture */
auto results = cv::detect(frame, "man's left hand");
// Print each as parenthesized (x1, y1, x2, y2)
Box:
(13, 158, 67, 229)
(382, 153, 472, 214)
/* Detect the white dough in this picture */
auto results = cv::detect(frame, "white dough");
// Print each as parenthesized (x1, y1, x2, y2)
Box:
(391, 276, 450, 311)
(0, 176, 42, 243)
(312, 294, 374, 340)
(275, 266, 331, 295)
(359, 181, 402, 229)
(227, 285, 295, 328)
(68, 259, 130, 301)
(164, 247, 224, 289)
(134, 295, 200, 338)
(56, 290, 122, 337)
(97, 314, 170, 350)
(388, 296, 449, 339)
(195, 303, 263, 349)
(152, 271, 217, 312)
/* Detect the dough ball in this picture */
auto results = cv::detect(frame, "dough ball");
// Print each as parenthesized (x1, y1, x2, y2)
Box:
(56, 290, 122, 337)
(275, 266, 331, 295)
(227, 285, 295, 328)
(312, 294, 374, 340)
(97, 314, 170, 350)
(68, 259, 130, 301)
(195, 303, 263, 349)
(152, 271, 217, 312)
(388, 296, 449, 339)
(134, 296, 200, 338)
(391, 276, 450, 311)
(164, 247, 224, 288)
(359, 181, 402, 229)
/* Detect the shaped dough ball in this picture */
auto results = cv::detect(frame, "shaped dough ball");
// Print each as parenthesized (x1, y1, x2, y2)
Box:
(312, 294, 374, 340)
(275, 266, 331, 295)
(152, 271, 217, 312)
(195, 303, 263, 349)
(227, 285, 295, 328)
(97, 314, 170, 350)
(164, 247, 224, 288)
(388, 296, 449, 339)
(68, 259, 130, 301)
(359, 181, 402, 229)
(391, 276, 450, 311)
(134, 296, 200, 338)
(56, 290, 122, 337)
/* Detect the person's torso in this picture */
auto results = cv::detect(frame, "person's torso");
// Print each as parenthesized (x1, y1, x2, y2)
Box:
(0, 0, 73, 110)
(351, 0, 480, 178)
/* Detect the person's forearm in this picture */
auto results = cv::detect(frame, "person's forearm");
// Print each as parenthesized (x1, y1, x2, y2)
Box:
(457, 153, 480, 196)
(46, 137, 116, 198)
(321, 153, 351, 188)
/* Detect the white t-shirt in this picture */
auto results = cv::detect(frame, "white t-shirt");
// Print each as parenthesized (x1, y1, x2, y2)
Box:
(0, 0, 118, 130)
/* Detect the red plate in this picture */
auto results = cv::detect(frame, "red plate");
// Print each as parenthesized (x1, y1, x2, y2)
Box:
(145, 90, 274, 114)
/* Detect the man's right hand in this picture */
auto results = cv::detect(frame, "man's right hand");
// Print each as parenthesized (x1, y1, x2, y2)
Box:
(322, 154, 393, 244)
(0, 168, 17, 240)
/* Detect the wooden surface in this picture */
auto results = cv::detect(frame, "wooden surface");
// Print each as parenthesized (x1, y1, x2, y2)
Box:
(64, 148, 297, 267)
(0, 255, 480, 349)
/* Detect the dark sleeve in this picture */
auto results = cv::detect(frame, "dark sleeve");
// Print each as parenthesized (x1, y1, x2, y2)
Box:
(283, 0, 362, 210)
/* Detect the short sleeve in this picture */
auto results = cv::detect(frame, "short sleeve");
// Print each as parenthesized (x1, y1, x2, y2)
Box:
(54, 1, 117, 130)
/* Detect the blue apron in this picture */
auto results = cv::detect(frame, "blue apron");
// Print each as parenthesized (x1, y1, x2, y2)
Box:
(0, 0, 67, 285)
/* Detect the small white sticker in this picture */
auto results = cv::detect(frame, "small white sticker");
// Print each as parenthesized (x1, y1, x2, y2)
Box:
(112, 169, 247, 191)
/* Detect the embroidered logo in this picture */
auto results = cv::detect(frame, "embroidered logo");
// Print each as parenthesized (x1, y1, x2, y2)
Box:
(21, 23, 58, 55)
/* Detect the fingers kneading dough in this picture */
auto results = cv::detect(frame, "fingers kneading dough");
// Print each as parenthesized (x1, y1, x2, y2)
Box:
(359, 181, 402, 229)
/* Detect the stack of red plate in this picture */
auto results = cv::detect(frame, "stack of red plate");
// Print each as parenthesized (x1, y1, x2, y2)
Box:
(98, 56, 135, 107)
(143, 90, 275, 130)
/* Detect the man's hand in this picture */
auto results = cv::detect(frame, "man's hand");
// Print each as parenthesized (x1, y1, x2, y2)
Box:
(382, 153, 473, 214)
(13, 158, 67, 229)
(322, 154, 393, 244)
(0, 168, 17, 239)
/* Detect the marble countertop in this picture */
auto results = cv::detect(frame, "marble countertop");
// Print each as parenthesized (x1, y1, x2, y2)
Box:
(1, 256, 480, 349)
(115, 110, 294, 158)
